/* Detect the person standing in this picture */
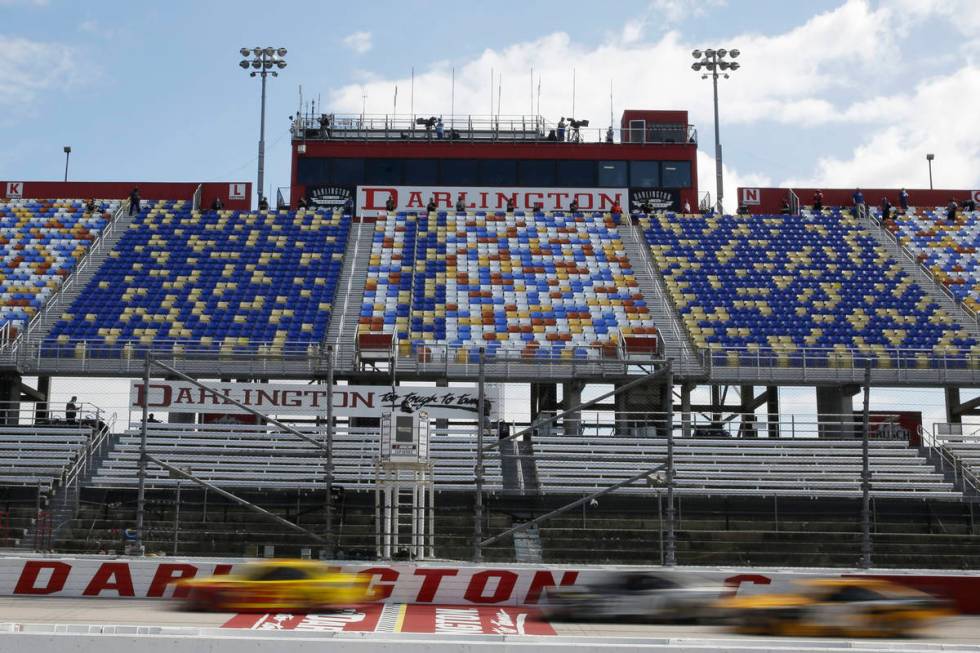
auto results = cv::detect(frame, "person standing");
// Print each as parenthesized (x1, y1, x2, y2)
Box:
(813, 190, 824, 212)
(435, 117, 445, 139)
(128, 187, 141, 216)
(210, 196, 224, 211)
(426, 196, 437, 213)
(569, 199, 580, 213)
(880, 196, 892, 221)
(557, 117, 566, 142)
(899, 188, 910, 212)
(65, 396, 78, 423)
(947, 198, 958, 223)
(385, 195, 396, 212)
(852, 188, 865, 219)
(505, 197, 516, 213)
(455, 194, 466, 212)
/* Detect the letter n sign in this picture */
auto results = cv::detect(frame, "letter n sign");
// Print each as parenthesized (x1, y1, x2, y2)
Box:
(229, 183, 246, 200)
(5, 182, 23, 199)
(741, 188, 760, 205)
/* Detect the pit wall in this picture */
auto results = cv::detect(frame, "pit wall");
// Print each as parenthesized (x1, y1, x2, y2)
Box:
(3, 556, 980, 613)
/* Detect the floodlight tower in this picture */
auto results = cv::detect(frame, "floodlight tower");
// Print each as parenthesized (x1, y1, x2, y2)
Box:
(691, 48, 741, 214)
(239, 47, 287, 206)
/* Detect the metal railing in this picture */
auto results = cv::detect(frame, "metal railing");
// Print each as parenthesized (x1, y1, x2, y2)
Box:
(921, 425, 980, 497)
(291, 112, 697, 146)
(702, 345, 980, 372)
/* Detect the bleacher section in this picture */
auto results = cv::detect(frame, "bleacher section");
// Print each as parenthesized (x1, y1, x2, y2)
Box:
(935, 434, 980, 485)
(0, 198, 118, 333)
(84, 424, 958, 500)
(87, 423, 503, 492)
(532, 436, 959, 499)
(885, 208, 980, 312)
(43, 205, 350, 355)
(0, 425, 92, 490)
(358, 211, 655, 361)
(640, 210, 978, 366)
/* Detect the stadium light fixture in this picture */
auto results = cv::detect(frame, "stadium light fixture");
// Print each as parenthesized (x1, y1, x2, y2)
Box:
(926, 153, 935, 189)
(692, 46, 742, 214)
(63, 145, 71, 182)
(239, 46, 287, 208)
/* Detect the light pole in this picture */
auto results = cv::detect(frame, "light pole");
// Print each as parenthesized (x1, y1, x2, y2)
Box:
(926, 153, 934, 190)
(239, 47, 287, 207)
(692, 48, 741, 214)
(63, 146, 71, 182)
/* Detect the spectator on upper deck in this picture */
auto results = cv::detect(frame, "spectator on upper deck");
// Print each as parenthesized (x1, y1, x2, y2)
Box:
(852, 188, 865, 218)
(880, 196, 892, 221)
(128, 187, 141, 216)
(210, 196, 224, 211)
(385, 195, 396, 212)
(780, 199, 791, 214)
(455, 195, 466, 212)
(85, 198, 96, 213)
(683, 200, 692, 214)
(505, 197, 516, 213)
(899, 188, 910, 211)
(557, 117, 566, 142)
(813, 190, 824, 212)
(611, 200, 623, 221)
(65, 396, 78, 423)
(318, 113, 331, 137)
(426, 197, 437, 213)
(606, 126, 614, 143)
(964, 196, 977, 212)
(258, 196, 270, 210)
(947, 198, 958, 222)
(640, 200, 653, 214)
(569, 199, 580, 213)
(435, 117, 444, 139)
(297, 196, 308, 210)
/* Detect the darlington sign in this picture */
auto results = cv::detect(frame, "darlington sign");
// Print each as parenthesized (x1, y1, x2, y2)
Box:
(357, 185, 627, 213)
(130, 381, 484, 418)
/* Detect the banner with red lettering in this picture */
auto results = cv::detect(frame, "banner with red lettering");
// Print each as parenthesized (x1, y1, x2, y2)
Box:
(130, 381, 483, 419)
(357, 185, 627, 213)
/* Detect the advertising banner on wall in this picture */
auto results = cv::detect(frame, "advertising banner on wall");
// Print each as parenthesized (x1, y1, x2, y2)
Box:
(628, 189, 679, 212)
(862, 411, 923, 447)
(306, 185, 354, 209)
(357, 185, 627, 213)
(130, 381, 485, 419)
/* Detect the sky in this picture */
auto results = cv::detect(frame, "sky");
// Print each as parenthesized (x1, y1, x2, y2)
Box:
(3, 0, 980, 429)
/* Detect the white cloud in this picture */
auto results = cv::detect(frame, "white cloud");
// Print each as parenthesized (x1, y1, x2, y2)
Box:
(650, 0, 726, 23)
(0, 35, 84, 111)
(342, 31, 373, 55)
(79, 19, 99, 33)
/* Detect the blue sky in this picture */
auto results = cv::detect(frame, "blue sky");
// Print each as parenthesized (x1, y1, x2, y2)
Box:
(3, 0, 979, 207)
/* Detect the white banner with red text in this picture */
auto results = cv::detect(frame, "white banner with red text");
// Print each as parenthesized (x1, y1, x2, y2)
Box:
(3, 557, 980, 613)
(130, 381, 483, 418)
(357, 185, 627, 213)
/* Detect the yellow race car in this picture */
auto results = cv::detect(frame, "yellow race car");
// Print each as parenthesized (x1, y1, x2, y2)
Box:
(717, 578, 951, 638)
(176, 560, 372, 613)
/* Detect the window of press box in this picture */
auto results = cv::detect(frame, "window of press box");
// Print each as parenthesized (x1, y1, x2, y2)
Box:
(403, 159, 439, 185)
(557, 160, 595, 187)
(364, 158, 402, 185)
(331, 158, 365, 186)
(440, 159, 480, 186)
(296, 157, 330, 185)
(661, 161, 692, 188)
(598, 161, 627, 187)
(519, 160, 557, 186)
(480, 159, 518, 186)
(630, 160, 660, 188)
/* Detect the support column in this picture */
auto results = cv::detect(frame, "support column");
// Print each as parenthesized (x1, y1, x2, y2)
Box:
(816, 385, 859, 438)
(739, 385, 757, 438)
(615, 377, 669, 437)
(710, 385, 723, 429)
(36, 376, 51, 424)
(435, 379, 449, 435)
(680, 383, 692, 438)
(766, 386, 779, 439)
(530, 383, 558, 437)
(0, 372, 21, 426)
(563, 381, 583, 437)
(946, 387, 962, 425)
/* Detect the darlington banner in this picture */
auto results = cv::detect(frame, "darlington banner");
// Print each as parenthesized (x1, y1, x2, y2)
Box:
(357, 185, 627, 213)
(3, 558, 980, 613)
(130, 381, 484, 418)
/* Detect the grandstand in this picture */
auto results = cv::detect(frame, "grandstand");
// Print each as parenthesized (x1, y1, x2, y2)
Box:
(1, 110, 980, 567)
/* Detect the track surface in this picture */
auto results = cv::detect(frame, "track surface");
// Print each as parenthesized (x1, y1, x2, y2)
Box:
(3, 597, 980, 645)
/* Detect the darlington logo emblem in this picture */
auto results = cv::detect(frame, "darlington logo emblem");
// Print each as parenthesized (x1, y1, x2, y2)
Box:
(630, 189, 676, 210)
(309, 186, 352, 207)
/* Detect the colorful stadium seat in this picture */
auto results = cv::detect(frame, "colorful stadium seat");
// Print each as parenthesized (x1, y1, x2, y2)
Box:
(884, 208, 980, 312)
(0, 198, 118, 333)
(44, 203, 350, 354)
(640, 210, 978, 366)
(357, 211, 655, 359)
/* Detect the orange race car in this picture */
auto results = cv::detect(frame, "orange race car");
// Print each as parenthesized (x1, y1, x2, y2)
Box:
(176, 560, 372, 612)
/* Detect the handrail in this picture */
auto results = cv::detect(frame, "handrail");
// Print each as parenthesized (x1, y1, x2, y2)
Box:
(332, 216, 366, 348)
(920, 425, 980, 497)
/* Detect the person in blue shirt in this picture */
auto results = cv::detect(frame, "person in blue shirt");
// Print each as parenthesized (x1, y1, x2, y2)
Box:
(435, 116, 444, 139)
(557, 117, 566, 142)
(852, 188, 865, 218)
(899, 188, 910, 212)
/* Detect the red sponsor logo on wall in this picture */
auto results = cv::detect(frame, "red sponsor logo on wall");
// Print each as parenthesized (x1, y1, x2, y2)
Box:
(402, 605, 555, 635)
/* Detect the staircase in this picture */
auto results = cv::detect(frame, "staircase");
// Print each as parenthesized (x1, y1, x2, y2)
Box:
(858, 212, 980, 341)
(14, 202, 137, 350)
(618, 220, 703, 374)
(323, 218, 371, 370)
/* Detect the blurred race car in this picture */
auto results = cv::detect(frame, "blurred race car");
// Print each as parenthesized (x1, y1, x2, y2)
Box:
(541, 571, 721, 623)
(717, 578, 951, 637)
(176, 560, 371, 612)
